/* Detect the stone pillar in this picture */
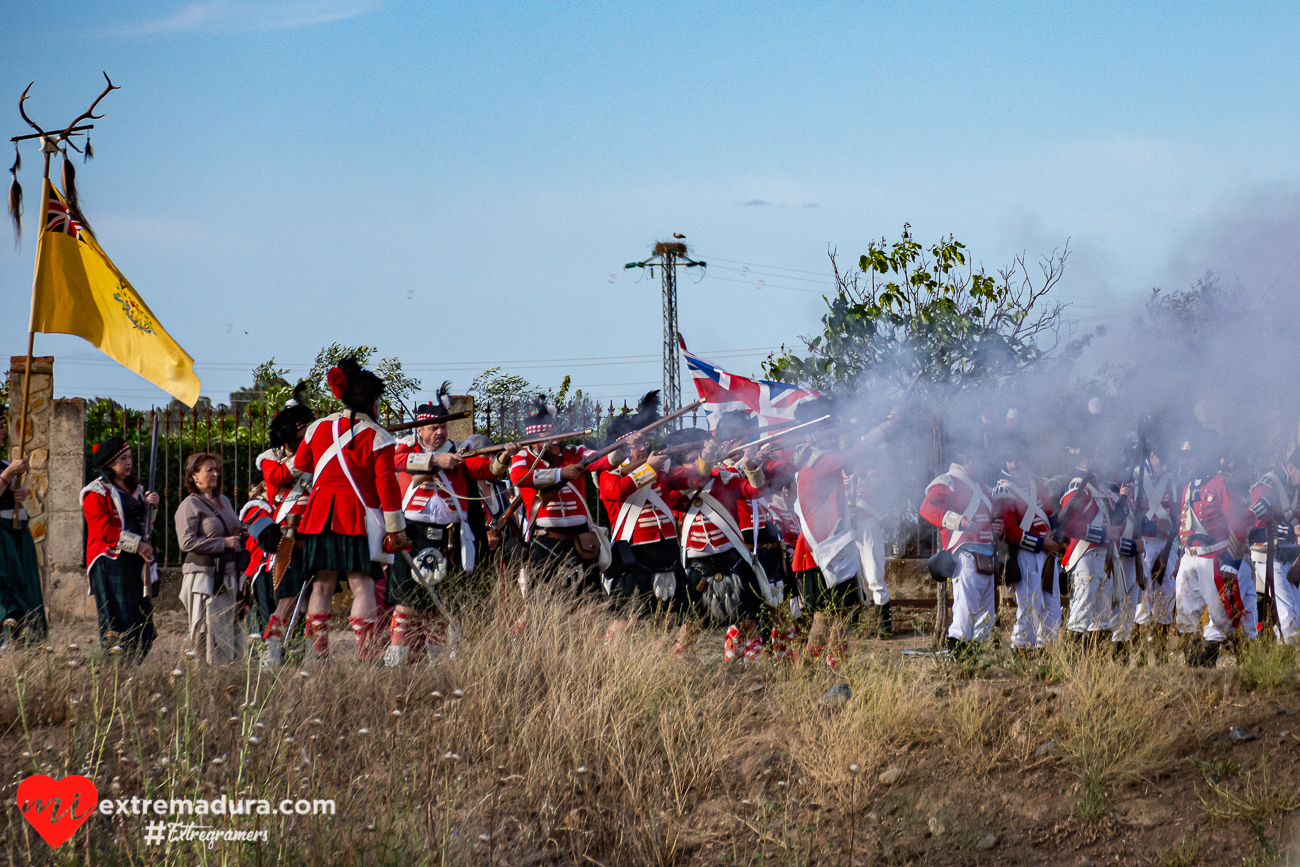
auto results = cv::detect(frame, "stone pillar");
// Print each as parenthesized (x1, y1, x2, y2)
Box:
(7, 355, 53, 593)
(47, 399, 91, 620)
(448, 395, 474, 442)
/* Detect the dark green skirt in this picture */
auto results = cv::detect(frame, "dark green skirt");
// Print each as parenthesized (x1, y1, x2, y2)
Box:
(88, 554, 155, 659)
(798, 567, 860, 613)
(301, 529, 384, 581)
(0, 524, 47, 641)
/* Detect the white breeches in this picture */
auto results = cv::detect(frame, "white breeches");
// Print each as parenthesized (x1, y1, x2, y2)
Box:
(854, 517, 890, 606)
(1175, 555, 1257, 643)
(1135, 541, 1177, 626)
(948, 552, 995, 642)
(1010, 549, 1058, 649)
(1250, 550, 1300, 643)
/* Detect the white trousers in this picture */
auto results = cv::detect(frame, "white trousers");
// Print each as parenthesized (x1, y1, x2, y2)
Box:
(1175, 555, 1258, 643)
(180, 573, 243, 664)
(1109, 556, 1142, 643)
(854, 516, 890, 606)
(1010, 549, 1059, 649)
(1135, 541, 1177, 626)
(948, 552, 995, 642)
(1250, 550, 1300, 643)
(1066, 549, 1110, 634)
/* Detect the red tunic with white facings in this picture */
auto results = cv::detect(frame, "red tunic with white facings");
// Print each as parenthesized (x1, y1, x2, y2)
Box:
(665, 463, 764, 556)
(1180, 473, 1252, 558)
(993, 472, 1055, 553)
(599, 464, 681, 545)
(256, 447, 310, 523)
(394, 438, 502, 521)
(80, 478, 146, 569)
(239, 498, 273, 579)
(293, 413, 404, 536)
(509, 446, 615, 529)
(919, 464, 994, 551)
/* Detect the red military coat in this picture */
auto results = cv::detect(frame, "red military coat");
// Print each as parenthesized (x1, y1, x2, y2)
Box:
(920, 463, 995, 551)
(993, 471, 1055, 553)
(509, 445, 615, 531)
(1180, 473, 1252, 559)
(239, 497, 273, 579)
(256, 446, 309, 523)
(394, 438, 503, 522)
(664, 461, 766, 556)
(293, 412, 405, 536)
(80, 478, 147, 570)
(599, 463, 680, 545)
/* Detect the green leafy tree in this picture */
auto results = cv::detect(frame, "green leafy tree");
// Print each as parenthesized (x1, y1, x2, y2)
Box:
(763, 225, 1074, 396)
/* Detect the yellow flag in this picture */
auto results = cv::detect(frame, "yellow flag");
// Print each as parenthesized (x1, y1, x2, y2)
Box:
(28, 180, 200, 407)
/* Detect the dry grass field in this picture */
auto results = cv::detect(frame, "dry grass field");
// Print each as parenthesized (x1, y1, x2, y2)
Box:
(4, 573, 1300, 866)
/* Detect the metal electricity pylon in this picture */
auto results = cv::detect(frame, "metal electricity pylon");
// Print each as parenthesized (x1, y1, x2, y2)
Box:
(624, 237, 706, 423)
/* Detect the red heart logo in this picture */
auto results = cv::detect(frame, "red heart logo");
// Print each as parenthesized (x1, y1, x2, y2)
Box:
(17, 774, 98, 849)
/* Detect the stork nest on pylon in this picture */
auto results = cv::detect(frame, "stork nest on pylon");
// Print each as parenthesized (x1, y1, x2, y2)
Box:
(653, 241, 687, 256)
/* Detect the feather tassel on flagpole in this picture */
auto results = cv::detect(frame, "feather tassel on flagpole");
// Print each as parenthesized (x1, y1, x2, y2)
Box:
(84, 136, 93, 162)
(60, 154, 92, 232)
(7, 146, 20, 244)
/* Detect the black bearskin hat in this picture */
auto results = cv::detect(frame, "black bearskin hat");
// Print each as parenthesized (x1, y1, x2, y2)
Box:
(605, 390, 661, 447)
(326, 357, 385, 415)
(794, 396, 838, 426)
(664, 427, 711, 449)
(714, 410, 757, 441)
(414, 381, 454, 421)
(524, 394, 557, 435)
(269, 382, 316, 448)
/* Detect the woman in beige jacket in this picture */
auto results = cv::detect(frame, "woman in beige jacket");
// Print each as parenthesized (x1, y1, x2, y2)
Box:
(176, 453, 244, 663)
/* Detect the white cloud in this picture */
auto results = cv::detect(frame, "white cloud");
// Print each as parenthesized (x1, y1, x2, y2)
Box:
(104, 0, 382, 37)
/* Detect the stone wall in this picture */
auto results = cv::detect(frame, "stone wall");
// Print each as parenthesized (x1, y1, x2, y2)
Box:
(6, 354, 91, 621)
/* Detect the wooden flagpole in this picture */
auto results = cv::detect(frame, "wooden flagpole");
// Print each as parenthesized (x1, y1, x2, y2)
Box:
(10, 148, 52, 528)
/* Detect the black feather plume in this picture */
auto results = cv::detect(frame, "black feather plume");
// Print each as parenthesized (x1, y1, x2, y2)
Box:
(437, 380, 452, 410)
(638, 390, 661, 414)
(84, 137, 93, 162)
(7, 177, 21, 245)
(60, 156, 92, 233)
(7, 146, 19, 244)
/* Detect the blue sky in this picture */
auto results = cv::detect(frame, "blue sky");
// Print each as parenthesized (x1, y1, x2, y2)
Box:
(4, 2, 1300, 408)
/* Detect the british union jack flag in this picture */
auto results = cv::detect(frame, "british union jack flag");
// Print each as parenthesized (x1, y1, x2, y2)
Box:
(45, 191, 82, 238)
(679, 337, 821, 431)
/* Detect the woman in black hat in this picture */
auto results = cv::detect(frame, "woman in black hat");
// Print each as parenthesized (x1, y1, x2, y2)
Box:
(81, 435, 161, 659)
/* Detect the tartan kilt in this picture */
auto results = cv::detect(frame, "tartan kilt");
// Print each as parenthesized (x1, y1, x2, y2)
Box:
(301, 529, 384, 581)
(386, 521, 459, 610)
(798, 566, 860, 613)
(88, 554, 156, 658)
(0, 523, 47, 640)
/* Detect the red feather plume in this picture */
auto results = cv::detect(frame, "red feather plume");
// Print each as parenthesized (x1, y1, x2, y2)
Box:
(327, 366, 349, 399)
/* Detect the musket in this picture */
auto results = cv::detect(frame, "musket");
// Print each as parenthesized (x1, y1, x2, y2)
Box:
(1129, 430, 1148, 591)
(384, 410, 472, 433)
(722, 415, 831, 459)
(459, 428, 593, 457)
(142, 411, 160, 597)
(487, 400, 704, 535)
(1266, 519, 1281, 631)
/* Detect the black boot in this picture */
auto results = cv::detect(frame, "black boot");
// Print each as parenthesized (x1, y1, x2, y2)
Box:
(876, 603, 894, 638)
